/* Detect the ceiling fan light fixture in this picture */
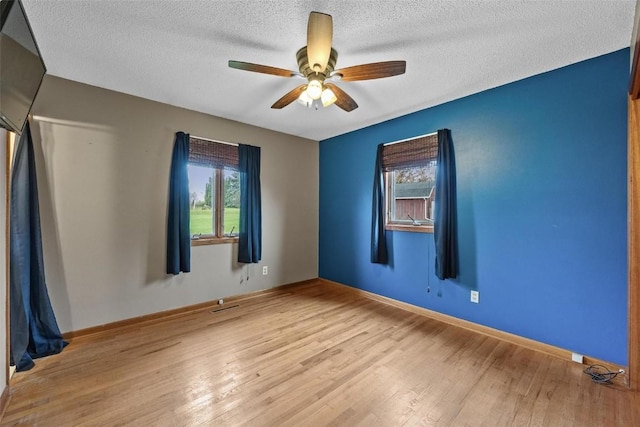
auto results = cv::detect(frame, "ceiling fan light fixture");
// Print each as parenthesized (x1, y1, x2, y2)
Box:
(307, 12, 333, 73)
(306, 79, 323, 100)
(297, 89, 313, 107)
(321, 87, 337, 107)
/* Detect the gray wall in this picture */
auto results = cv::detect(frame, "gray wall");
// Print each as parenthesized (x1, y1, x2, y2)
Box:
(30, 76, 319, 332)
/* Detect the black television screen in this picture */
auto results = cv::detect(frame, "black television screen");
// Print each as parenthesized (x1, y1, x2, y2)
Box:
(0, 0, 46, 135)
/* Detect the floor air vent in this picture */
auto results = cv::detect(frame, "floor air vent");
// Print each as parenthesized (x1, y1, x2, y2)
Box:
(210, 304, 240, 313)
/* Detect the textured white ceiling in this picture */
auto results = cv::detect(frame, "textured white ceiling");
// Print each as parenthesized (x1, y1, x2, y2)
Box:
(21, 0, 635, 141)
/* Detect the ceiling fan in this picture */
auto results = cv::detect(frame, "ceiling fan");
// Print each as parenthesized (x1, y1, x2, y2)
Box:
(228, 12, 406, 112)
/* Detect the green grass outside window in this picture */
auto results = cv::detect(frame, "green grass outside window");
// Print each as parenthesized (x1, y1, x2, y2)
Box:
(190, 208, 239, 236)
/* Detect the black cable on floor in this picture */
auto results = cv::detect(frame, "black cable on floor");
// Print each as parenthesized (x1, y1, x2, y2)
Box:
(583, 364, 622, 384)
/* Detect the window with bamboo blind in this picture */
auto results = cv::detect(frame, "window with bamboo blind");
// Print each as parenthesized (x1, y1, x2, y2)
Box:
(383, 133, 437, 232)
(187, 137, 240, 244)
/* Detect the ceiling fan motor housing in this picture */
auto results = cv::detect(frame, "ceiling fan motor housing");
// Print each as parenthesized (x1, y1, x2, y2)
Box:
(297, 46, 338, 83)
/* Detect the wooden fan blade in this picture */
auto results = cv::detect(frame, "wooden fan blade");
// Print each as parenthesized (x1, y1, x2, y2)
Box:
(334, 61, 406, 81)
(271, 84, 307, 109)
(307, 12, 333, 73)
(228, 60, 296, 78)
(325, 83, 358, 112)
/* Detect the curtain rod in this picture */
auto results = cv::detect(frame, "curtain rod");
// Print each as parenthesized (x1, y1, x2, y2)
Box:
(383, 131, 437, 147)
(191, 134, 239, 147)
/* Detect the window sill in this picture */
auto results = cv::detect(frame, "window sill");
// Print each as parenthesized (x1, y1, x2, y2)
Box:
(386, 224, 433, 233)
(191, 237, 239, 246)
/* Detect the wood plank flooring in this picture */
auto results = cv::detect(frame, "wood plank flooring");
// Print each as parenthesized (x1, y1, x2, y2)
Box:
(2, 280, 638, 426)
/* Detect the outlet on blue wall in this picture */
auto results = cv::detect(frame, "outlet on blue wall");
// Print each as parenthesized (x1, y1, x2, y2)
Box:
(319, 49, 628, 365)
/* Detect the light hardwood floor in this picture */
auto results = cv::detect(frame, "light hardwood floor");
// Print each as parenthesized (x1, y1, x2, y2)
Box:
(2, 280, 638, 426)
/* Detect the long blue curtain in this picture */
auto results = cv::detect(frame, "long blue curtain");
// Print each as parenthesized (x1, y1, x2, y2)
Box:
(434, 128, 458, 279)
(10, 121, 67, 371)
(371, 143, 388, 264)
(238, 144, 262, 263)
(166, 132, 190, 274)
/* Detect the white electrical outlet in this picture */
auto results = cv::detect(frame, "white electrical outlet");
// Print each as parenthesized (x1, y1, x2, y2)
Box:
(470, 290, 479, 303)
(262, 266, 268, 275)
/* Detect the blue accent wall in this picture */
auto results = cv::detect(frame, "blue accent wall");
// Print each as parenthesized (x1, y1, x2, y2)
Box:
(319, 49, 629, 365)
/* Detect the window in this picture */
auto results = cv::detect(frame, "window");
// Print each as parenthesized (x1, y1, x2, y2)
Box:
(188, 137, 240, 244)
(383, 133, 438, 232)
